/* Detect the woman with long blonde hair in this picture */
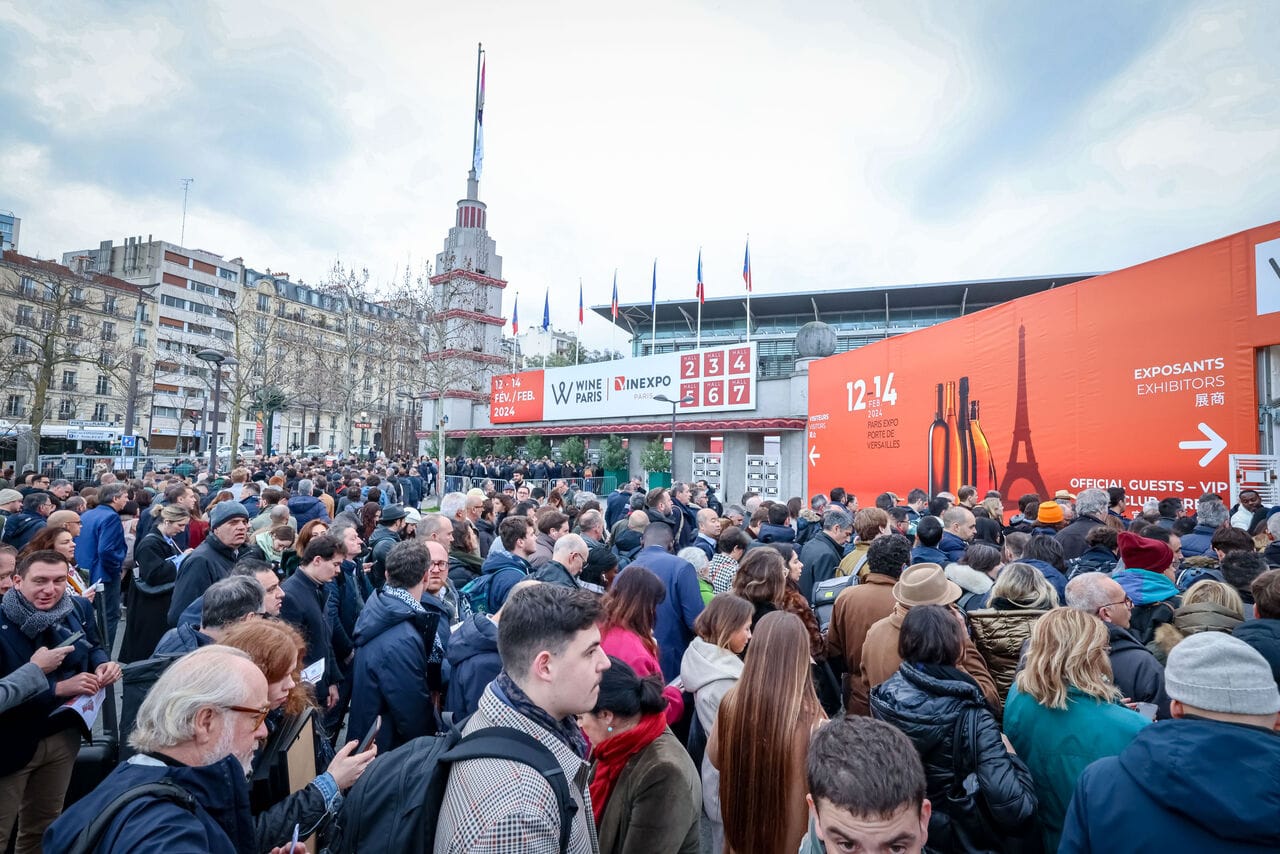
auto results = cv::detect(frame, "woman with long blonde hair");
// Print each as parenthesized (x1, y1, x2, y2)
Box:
(707, 610, 826, 854)
(1004, 607, 1150, 852)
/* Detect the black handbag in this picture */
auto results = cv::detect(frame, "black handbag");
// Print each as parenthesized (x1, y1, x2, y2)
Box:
(942, 709, 1002, 853)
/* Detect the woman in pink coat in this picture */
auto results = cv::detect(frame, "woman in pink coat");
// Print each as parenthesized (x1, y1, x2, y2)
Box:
(599, 566, 684, 725)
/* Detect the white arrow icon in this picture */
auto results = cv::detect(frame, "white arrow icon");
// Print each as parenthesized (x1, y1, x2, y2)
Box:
(808, 445, 821, 466)
(1178, 422, 1227, 467)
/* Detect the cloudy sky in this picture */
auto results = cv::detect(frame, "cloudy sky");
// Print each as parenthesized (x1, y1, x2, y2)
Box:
(2, 0, 1277, 347)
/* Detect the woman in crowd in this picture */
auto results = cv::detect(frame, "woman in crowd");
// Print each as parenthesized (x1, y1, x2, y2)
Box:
(709, 611, 827, 854)
(221, 619, 377, 851)
(771, 542, 841, 715)
(946, 541, 1003, 612)
(185, 495, 210, 548)
(599, 567, 684, 724)
(118, 504, 191, 662)
(1003, 607, 1150, 852)
(967, 562, 1059, 700)
(871, 604, 1037, 851)
(447, 519, 483, 593)
(358, 490, 382, 541)
(20, 525, 89, 598)
(974, 496, 1005, 546)
(581, 657, 700, 854)
(677, 547, 715, 604)
(474, 498, 497, 557)
(731, 546, 788, 628)
(708, 526, 749, 595)
(680, 594, 752, 854)
(1149, 578, 1245, 664)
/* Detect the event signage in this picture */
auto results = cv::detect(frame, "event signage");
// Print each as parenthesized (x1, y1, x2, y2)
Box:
(491, 342, 757, 423)
(809, 222, 1280, 510)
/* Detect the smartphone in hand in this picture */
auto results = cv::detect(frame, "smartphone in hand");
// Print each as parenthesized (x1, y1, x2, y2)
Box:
(358, 715, 381, 752)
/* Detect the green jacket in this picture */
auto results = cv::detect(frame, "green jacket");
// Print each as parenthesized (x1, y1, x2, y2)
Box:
(1003, 683, 1149, 852)
(595, 729, 700, 854)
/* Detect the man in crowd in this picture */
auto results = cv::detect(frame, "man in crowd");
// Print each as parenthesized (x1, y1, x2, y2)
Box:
(1057, 487, 1109, 559)
(671, 482, 700, 549)
(350, 539, 448, 750)
(802, 716, 931, 854)
(367, 504, 408, 589)
(2, 492, 53, 551)
(1230, 488, 1268, 534)
(287, 478, 331, 526)
(281, 534, 347, 710)
(574, 510, 617, 589)
(155, 575, 265, 655)
(1235, 569, 1280, 682)
(0, 550, 120, 852)
(903, 488, 929, 523)
(44, 646, 270, 853)
(1061, 633, 1280, 851)
(1181, 496, 1228, 557)
(168, 501, 251, 626)
(533, 534, 590, 590)
(475, 516, 537, 614)
(175, 558, 284, 628)
(798, 507, 852, 601)
(692, 508, 720, 560)
(910, 516, 949, 566)
(1066, 572, 1171, 718)
(623, 523, 704, 680)
(435, 584, 608, 852)
(827, 533, 911, 716)
(530, 510, 569, 570)
(76, 481, 128, 644)
(0, 489, 23, 521)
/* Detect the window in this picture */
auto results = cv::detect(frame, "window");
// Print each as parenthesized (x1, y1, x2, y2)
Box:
(18, 277, 35, 297)
(5, 395, 23, 417)
(188, 280, 216, 296)
(101, 321, 116, 341)
(43, 282, 56, 301)
(67, 315, 82, 334)
(257, 294, 270, 312)
(58, 399, 76, 419)
(98, 351, 113, 368)
(255, 317, 267, 334)
(61, 370, 76, 391)
(92, 403, 108, 421)
(95, 376, 109, 395)
(218, 267, 237, 281)
(133, 329, 146, 347)
(330, 415, 338, 429)
(103, 295, 117, 314)
(152, 406, 179, 419)
(11, 337, 28, 356)
(16, 305, 33, 325)
(40, 310, 53, 330)
(70, 286, 85, 304)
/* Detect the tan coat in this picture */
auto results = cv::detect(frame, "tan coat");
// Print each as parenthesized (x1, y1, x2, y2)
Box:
(825, 573, 897, 715)
(861, 604, 1004, 717)
(595, 730, 701, 854)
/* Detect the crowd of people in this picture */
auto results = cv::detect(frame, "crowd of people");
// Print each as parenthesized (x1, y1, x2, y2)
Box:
(0, 457, 1277, 852)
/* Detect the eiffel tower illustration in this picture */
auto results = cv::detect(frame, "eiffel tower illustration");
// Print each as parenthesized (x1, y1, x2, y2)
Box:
(998, 324, 1049, 499)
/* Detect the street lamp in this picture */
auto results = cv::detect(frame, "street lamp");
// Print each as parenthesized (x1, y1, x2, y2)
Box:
(437, 412, 449, 497)
(653, 393, 695, 477)
(359, 410, 369, 458)
(196, 349, 235, 475)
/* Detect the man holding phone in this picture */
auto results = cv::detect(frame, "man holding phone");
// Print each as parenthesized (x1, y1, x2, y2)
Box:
(0, 549, 120, 852)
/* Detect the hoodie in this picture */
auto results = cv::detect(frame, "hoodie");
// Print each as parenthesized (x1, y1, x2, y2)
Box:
(444, 614, 501, 718)
(1233, 618, 1280, 685)
(679, 637, 744, 733)
(1114, 568, 1181, 606)
(285, 494, 330, 527)
(1061, 718, 1280, 853)
(756, 523, 796, 545)
(1, 511, 45, 551)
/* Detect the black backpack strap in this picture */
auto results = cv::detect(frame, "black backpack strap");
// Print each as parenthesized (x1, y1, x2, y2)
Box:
(69, 779, 196, 854)
(442, 727, 577, 854)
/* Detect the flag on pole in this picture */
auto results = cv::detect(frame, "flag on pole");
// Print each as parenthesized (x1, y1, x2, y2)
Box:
(696, 249, 704, 304)
(611, 271, 619, 320)
(473, 56, 486, 180)
(742, 239, 752, 292)
(578, 280, 584, 325)
(650, 260, 658, 346)
(511, 295, 519, 335)
(542, 288, 550, 331)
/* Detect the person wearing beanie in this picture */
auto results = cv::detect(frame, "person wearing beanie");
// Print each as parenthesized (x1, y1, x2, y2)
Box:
(1030, 501, 1066, 537)
(166, 500, 251, 627)
(1112, 531, 1183, 645)
(1061, 632, 1280, 853)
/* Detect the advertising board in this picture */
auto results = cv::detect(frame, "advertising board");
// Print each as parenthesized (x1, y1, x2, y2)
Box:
(491, 342, 757, 423)
(808, 222, 1280, 510)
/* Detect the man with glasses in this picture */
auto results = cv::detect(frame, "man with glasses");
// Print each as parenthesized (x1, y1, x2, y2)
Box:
(281, 534, 348, 712)
(44, 646, 279, 853)
(1066, 572, 1171, 719)
(534, 534, 591, 591)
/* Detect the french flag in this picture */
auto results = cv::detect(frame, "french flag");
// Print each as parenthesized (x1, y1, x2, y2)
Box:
(578, 281, 584, 325)
(511, 296, 518, 335)
(742, 239, 752, 292)
(611, 271, 619, 320)
(696, 249, 704, 304)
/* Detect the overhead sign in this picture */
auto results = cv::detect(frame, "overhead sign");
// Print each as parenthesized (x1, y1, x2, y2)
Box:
(808, 221, 1280, 510)
(68, 430, 115, 441)
(69, 420, 112, 429)
(491, 342, 757, 423)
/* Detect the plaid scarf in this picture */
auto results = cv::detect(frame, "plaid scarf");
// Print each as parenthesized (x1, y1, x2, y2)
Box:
(495, 670, 590, 760)
(2, 587, 75, 639)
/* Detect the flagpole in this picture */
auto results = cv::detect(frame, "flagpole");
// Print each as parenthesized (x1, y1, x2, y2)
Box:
(611, 269, 618, 360)
(696, 247, 702, 351)
(651, 259, 657, 355)
(577, 278, 582, 366)
(745, 234, 752, 344)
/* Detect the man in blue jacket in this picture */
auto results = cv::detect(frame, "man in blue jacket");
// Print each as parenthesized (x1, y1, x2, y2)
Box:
(472, 516, 537, 614)
(0, 550, 119, 850)
(620, 523, 704, 681)
(43, 646, 268, 854)
(1, 492, 52, 551)
(75, 482, 129, 645)
(1060, 633, 1280, 853)
(286, 478, 331, 527)
(349, 539, 448, 750)
(937, 507, 975, 564)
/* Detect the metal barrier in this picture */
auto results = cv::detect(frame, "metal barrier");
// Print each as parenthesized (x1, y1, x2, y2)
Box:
(36, 454, 175, 481)
(442, 475, 618, 498)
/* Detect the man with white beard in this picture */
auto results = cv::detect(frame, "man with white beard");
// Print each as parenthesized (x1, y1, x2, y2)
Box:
(44, 646, 304, 853)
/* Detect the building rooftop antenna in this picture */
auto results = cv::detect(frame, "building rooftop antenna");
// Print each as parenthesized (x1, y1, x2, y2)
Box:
(179, 178, 194, 245)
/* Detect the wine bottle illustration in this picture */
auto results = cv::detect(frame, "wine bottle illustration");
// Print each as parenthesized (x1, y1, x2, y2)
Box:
(944, 381, 963, 493)
(928, 383, 948, 496)
(969, 399, 998, 495)
(958, 377, 974, 488)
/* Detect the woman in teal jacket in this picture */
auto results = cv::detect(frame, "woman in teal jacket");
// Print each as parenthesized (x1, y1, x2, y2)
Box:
(1004, 607, 1150, 852)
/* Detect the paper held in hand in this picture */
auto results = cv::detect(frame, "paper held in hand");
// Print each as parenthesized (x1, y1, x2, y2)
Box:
(51, 687, 106, 730)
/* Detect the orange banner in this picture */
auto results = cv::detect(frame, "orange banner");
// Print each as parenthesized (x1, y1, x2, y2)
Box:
(808, 222, 1280, 512)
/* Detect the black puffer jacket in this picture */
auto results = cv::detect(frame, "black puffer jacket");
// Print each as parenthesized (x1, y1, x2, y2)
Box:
(870, 663, 1037, 852)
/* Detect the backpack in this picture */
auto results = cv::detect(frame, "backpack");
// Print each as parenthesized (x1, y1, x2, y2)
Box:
(460, 567, 521, 616)
(67, 779, 196, 854)
(1175, 565, 1225, 592)
(811, 574, 856, 632)
(328, 724, 576, 854)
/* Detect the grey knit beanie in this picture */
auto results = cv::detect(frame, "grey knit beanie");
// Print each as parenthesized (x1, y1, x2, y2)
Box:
(208, 500, 250, 531)
(1165, 632, 1280, 716)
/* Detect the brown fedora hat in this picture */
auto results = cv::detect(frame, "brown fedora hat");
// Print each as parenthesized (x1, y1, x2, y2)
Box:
(893, 563, 963, 607)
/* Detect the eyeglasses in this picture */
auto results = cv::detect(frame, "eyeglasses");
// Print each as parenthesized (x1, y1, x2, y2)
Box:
(428, 559, 449, 569)
(1098, 596, 1133, 614)
(223, 704, 270, 729)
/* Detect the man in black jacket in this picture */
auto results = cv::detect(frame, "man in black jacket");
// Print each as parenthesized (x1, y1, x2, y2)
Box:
(1066, 572, 1171, 718)
(167, 502, 250, 626)
(281, 534, 347, 710)
(798, 507, 852, 601)
(1056, 487, 1109, 560)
